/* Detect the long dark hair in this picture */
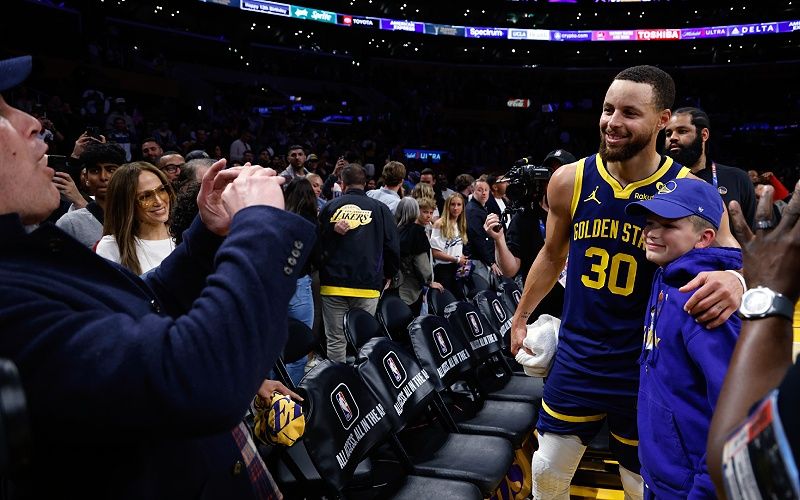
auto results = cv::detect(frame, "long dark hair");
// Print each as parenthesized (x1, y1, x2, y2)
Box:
(284, 177, 318, 222)
(103, 162, 175, 275)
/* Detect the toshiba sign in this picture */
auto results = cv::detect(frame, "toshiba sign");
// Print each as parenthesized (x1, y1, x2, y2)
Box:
(507, 99, 531, 108)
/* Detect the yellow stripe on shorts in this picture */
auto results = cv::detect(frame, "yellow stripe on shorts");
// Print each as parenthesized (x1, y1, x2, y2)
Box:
(610, 432, 639, 447)
(541, 400, 606, 423)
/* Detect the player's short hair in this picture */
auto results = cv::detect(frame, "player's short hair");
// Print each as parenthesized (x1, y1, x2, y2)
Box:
(615, 65, 675, 111)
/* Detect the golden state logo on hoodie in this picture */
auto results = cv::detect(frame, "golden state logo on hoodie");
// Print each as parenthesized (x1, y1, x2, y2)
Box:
(330, 204, 373, 229)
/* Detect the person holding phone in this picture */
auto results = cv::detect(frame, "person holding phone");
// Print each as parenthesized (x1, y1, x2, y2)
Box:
(56, 142, 126, 247)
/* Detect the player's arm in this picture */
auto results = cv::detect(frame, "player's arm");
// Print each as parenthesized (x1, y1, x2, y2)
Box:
(510, 165, 574, 355)
(680, 172, 743, 328)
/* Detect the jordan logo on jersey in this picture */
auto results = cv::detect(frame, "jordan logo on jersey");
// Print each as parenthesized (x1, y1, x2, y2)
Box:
(584, 186, 602, 205)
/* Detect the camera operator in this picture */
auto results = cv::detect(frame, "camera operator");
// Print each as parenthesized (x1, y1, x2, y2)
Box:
(483, 150, 576, 319)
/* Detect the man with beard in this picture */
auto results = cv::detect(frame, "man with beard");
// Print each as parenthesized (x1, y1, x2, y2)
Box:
(279, 144, 309, 180)
(665, 107, 756, 228)
(510, 66, 745, 499)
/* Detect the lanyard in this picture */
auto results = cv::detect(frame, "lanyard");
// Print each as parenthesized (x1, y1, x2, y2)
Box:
(711, 162, 718, 188)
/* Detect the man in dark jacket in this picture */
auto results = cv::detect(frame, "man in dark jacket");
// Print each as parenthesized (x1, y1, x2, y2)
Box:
(318, 164, 400, 362)
(466, 178, 501, 284)
(0, 55, 315, 499)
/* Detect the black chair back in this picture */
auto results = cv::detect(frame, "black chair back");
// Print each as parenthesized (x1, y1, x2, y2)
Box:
(495, 277, 522, 315)
(344, 308, 385, 352)
(472, 290, 513, 345)
(427, 287, 458, 316)
(284, 318, 316, 363)
(356, 337, 437, 430)
(443, 301, 502, 362)
(376, 294, 414, 344)
(461, 272, 491, 299)
(299, 360, 394, 493)
(407, 315, 476, 391)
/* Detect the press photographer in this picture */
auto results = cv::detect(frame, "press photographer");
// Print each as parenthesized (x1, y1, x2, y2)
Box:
(483, 149, 576, 319)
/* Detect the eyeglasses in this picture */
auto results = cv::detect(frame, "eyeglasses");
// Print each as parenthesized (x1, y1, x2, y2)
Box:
(160, 163, 182, 174)
(136, 185, 170, 207)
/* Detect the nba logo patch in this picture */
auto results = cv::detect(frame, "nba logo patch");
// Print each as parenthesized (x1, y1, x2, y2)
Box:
(331, 384, 359, 430)
(383, 351, 408, 388)
(512, 290, 522, 305)
(492, 300, 507, 322)
(466, 311, 483, 337)
(432, 327, 452, 357)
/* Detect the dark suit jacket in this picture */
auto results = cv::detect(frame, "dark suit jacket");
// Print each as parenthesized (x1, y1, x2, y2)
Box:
(0, 206, 315, 498)
(465, 198, 495, 266)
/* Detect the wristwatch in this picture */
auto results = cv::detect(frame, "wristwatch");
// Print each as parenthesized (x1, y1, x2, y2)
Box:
(738, 286, 794, 320)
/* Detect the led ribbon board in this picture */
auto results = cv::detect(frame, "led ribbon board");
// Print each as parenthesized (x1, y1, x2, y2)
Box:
(207, 1, 800, 42)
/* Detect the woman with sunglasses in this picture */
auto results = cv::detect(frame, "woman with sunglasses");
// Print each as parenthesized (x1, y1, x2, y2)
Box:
(96, 162, 176, 274)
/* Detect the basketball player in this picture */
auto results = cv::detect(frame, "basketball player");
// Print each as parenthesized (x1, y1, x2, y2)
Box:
(510, 66, 744, 499)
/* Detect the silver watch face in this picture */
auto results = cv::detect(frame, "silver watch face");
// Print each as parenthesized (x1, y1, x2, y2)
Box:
(742, 288, 773, 315)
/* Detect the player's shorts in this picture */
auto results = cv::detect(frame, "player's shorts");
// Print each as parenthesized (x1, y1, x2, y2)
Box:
(537, 395, 640, 473)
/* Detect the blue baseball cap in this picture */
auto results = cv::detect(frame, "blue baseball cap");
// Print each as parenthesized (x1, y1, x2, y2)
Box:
(0, 56, 31, 93)
(625, 178, 723, 229)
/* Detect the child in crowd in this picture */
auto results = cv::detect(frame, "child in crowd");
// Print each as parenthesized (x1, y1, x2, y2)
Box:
(625, 178, 742, 499)
(416, 196, 436, 238)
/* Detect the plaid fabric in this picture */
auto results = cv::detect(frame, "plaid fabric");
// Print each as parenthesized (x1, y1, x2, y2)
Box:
(231, 421, 283, 500)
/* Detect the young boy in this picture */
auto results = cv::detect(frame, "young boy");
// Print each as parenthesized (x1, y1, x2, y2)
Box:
(625, 178, 742, 499)
(416, 196, 437, 238)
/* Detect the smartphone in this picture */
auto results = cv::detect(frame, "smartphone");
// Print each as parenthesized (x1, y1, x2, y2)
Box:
(47, 155, 69, 172)
(85, 126, 101, 139)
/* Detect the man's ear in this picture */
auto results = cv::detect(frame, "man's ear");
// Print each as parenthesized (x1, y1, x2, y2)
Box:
(701, 127, 710, 142)
(695, 228, 716, 249)
(657, 109, 671, 130)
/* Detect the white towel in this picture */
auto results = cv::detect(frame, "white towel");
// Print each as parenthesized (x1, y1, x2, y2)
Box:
(514, 314, 560, 378)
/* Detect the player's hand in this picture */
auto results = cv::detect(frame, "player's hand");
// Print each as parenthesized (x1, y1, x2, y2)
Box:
(680, 271, 743, 329)
(510, 318, 532, 356)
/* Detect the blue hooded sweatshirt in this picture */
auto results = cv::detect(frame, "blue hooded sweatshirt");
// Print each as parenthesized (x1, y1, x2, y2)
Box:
(638, 247, 742, 499)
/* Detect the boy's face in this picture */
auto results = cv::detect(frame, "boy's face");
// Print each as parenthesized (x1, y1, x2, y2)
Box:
(643, 214, 711, 267)
(418, 208, 434, 225)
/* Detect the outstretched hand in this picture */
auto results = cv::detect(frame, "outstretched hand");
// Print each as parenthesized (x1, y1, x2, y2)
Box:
(728, 185, 775, 245)
(734, 180, 800, 302)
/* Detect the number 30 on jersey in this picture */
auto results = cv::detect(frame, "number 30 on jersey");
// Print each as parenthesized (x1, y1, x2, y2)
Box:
(580, 246, 637, 296)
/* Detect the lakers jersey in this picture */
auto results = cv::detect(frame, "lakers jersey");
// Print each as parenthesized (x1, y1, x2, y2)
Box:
(551, 154, 690, 402)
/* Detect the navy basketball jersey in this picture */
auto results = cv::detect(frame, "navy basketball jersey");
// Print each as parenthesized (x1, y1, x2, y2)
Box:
(554, 154, 689, 399)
